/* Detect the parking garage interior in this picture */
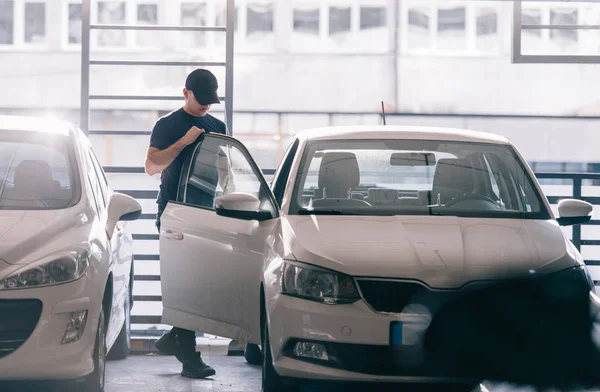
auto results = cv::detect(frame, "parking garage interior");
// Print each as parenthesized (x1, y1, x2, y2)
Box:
(2, 0, 600, 391)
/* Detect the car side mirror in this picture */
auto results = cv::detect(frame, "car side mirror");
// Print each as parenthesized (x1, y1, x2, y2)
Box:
(106, 192, 142, 235)
(557, 199, 593, 226)
(215, 193, 272, 221)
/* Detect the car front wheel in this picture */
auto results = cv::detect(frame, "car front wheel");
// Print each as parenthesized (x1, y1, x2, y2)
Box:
(245, 342, 263, 365)
(261, 310, 298, 392)
(76, 306, 106, 392)
(107, 293, 131, 360)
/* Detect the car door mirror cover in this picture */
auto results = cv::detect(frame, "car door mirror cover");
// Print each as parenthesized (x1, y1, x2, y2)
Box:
(557, 199, 593, 226)
(106, 192, 143, 235)
(214, 193, 273, 221)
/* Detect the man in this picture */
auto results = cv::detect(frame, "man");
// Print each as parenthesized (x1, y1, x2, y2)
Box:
(144, 68, 227, 379)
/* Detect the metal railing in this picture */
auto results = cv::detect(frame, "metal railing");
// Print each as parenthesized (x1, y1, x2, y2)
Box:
(102, 167, 600, 331)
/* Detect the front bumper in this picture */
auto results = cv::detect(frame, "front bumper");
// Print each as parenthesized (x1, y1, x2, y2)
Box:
(0, 276, 101, 380)
(268, 294, 475, 383)
(268, 266, 594, 384)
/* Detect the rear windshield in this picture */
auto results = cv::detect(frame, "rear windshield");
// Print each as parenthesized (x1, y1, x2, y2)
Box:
(0, 129, 79, 210)
(291, 139, 551, 220)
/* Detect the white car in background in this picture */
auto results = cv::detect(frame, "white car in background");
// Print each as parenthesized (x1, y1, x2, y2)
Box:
(0, 115, 142, 391)
(159, 126, 595, 392)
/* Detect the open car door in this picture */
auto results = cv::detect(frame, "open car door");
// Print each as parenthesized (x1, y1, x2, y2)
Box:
(159, 134, 279, 344)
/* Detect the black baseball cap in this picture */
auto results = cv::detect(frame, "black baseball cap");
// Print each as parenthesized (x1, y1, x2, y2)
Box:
(185, 69, 220, 105)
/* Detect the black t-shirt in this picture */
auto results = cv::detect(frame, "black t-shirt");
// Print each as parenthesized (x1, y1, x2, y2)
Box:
(149, 108, 227, 209)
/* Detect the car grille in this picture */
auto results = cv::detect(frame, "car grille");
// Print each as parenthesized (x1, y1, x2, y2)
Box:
(0, 299, 43, 359)
(356, 279, 461, 314)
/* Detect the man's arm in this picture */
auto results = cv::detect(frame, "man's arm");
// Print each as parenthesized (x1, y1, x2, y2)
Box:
(145, 142, 187, 176)
(144, 125, 204, 176)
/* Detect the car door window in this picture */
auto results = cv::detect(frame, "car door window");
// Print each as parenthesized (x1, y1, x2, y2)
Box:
(271, 138, 299, 207)
(179, 135, 277, 217)
(89, 149, 110, 203)
(87, 155, 106, 210)
(85, 154, 102, 215)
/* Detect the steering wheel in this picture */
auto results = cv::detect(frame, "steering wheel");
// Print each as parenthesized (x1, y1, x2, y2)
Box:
(446, 193, 498, 208)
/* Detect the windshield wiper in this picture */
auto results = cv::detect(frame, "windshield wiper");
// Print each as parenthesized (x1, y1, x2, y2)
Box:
(297, 209, 363, 216)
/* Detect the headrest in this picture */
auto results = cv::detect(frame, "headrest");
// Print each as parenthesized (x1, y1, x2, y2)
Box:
(318, 152, 360, 198)
(368, 188, 399, 204)
(432, 158, 476, 196)
(14, 160, 56, 192)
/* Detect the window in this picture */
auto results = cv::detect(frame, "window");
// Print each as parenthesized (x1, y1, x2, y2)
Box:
(85, 154, 103, 214)
(291, 139, 549, 220)
(288, 2, 389, 53)
(520, 3, 587, 55)
(66, 0, 160, 50)
(97, 1, 126, 47)
(437, 5, 466, 51)
(214, 2, 238, 47)
(522, 8, 542, 37)
(247, 3, 274, 36)
(136, 3, 158, 46)
(24, 1, 45, 43)
(180, 2, 207, 48)
(550, 8, 578, 43)
(0, 129, 79, 210)
(235, 1, 275, 52)
(271, 139, 299, 206)
(0, 0, 47, 48)
(89, 150, 110, 208)
(403, 1, 500, 56)
(360, 6, 386, 30)
(407, 6, 431, 50)
(179, 136, 277, 217)
(67, 2, 82, 44)
(329, 6, 351, 36)
(293, 4, 320, 35)
(476, 7, 498, 52)
(0, 1, 14, 45)
(290, 2, 321, 52)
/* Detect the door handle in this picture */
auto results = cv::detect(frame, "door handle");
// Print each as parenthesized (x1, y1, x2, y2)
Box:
(161, 230, 183, 240)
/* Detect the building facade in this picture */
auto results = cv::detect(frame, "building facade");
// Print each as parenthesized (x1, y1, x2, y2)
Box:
(0, 0, 599, 170)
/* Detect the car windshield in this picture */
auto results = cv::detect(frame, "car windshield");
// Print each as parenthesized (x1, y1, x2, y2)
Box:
(291, 139, 550, 219)
(0, 129, 79, 210)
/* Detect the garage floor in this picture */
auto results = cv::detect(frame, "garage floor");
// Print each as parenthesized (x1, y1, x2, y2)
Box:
(0, 342, 596, 392)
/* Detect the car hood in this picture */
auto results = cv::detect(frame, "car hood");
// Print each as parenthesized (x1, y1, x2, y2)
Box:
(0, 209, 89, 266)
(283, 215, 578, 289)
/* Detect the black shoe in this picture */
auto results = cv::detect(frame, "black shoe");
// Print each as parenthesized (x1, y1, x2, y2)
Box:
(181, 353, 216, 379)
(154, 332, 178, 356)
(154, 332, 176, 355)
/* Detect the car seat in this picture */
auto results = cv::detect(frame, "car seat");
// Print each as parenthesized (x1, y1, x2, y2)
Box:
(313, 152, 370, 208)
(8, 160, 61, 207)
(430, 158, 476, 205)
(317, 152, 360, 199)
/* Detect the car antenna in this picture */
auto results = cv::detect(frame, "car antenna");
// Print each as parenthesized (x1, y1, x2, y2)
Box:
(381, 101, 387, 125)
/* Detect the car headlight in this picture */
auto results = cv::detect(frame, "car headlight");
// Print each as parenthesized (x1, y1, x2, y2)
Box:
(0, 251, 90, 290)
(282, 261, 360, 305)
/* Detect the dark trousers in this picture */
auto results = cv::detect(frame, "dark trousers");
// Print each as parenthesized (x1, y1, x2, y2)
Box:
(156, 205, 197, 354)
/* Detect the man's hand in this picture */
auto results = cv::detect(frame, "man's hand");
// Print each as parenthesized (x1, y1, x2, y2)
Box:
(181, 126, 205, 146)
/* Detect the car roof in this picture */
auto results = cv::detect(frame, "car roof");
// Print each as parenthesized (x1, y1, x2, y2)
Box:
(0, 114, 74, 136)
(294, 125, 511, 145)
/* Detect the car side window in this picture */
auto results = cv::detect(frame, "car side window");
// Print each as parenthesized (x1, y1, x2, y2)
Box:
(88, 150, 109, 207)
(85, 153, 102, 215)
(178, 135, 277, 217)
(271, 139, 299, 207)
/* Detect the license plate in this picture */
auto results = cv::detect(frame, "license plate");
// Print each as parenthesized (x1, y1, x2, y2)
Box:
(390, 321, 403, 346)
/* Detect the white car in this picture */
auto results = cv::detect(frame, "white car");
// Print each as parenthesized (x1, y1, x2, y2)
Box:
(0, 115, 142, 391)
(159, 126, 595, 392)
